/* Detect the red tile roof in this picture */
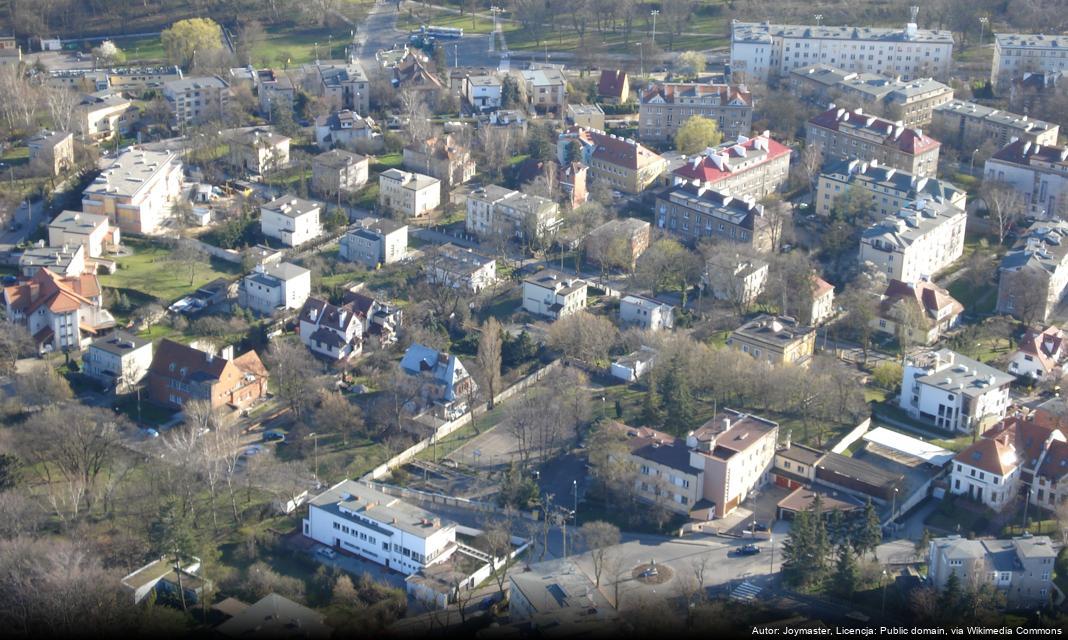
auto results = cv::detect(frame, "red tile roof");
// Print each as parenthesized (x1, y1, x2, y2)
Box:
(991, 138, 1068, 167)
(954, 437, 1018, 476)
(812, 275, 834, 298)
(809, 107, 940, 155)
(1015, 325, 1065, 373)
(672, 134, 790, 185)
(149, 339, 228, 380)
(563, 126, 664, 171)
(641, 82, 752, 106)
(2, 268, 99, 316)
(879, 279, 963, 326)
(1036, 439, 1068, 482)
(983, 416, 1060, 472)
(597, 69, 628, 99)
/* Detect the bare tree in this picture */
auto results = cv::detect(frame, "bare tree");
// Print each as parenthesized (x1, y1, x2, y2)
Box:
(546, 310, 619, 365)
(43, 86, 80, 133)
(981, 181, 1026, 245)
(266, 339, 324, 420)
(579, 521, 621, 586)
(476, 318, 503, 410)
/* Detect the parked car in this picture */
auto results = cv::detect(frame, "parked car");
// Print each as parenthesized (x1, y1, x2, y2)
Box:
(242, 445, 264, 457)
(263, 430, 286, 443)
(639, 566, 659, 578)
(316, 547, 337, 559)
(733, 544, 761, 556)
(144, 428, 160, 438)
(752, 522, 769, 532)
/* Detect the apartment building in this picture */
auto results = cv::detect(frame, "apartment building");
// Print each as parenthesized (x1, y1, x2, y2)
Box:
(788, 65, 953, 126)
(557, 127, 667, 195)
(932, 100, 1059, 150)
(81, 148, 184, 235)
(584, 218, 651, 271)
(303, 59, 369, 115)
(565, 103, 606, 131)
(74, 92, 135, 142)
(1, 269, 114, 353)
(639, 82, 753, 142)
(816, 158, 967, 218)
(304, 479, 457, 576)
(402, 134, 476, 188)
(704, 257, 769, 308)
(424, 244, 497, 293)
(996, 221, 1068, 322)
(238, 262, 311, 316)
(521, 271, 587, 320)
(462, 73, 502, 111)
(27, 130, 74, 176)
(227, 129, 290, 175)
(518, 68, 566, 114)
(48, 210, 119, 258)
(312, 149, 369, 199)
(619, 295, 675, 331)
(873, 279, 964, 345)
(730, 17, 953, 84)
(19, 245, 85, 278)
(670, 132, 790, 199)
(82, 331, 153, 394)
(465, 185, 561, 241)
(339, 218, 408, 268)
(929, 535, 1057, 607)
(992, 33, 1068, 93)
(378, 169, 440, 218)
(727, 314, 816, 365)
(257, 69, 296, 116)
(654, 183, 774, 252)
(260, 195, 322, 247)
(314, 109, 377, 149)
(900, 349, 1015, 434)
(858, 198, 966, 282)
(984, 139, 1068, 219)
(162, 76, 230, 126)
(806, 106, 941, 177)
(147, 339, 268, 411)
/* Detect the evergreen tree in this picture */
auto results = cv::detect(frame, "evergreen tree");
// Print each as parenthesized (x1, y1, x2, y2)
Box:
(855, 498, 882, 558)
(826, 509, 846, 549)
(939, 571, 963, 616)
(810, 495, 831, 580)
(833, 545, 860, 598)
(614, 399, 623, 419)
(149, 500, 196, 611)
(782, 509, 814, 586)
(661, 357, 695, 434)
(641, 368, 664, 426)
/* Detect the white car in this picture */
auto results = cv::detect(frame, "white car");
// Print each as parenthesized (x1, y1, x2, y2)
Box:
(316, 547, 337, 559)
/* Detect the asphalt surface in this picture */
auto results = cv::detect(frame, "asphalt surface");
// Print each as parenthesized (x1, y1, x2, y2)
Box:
(0, 199, 46, 245)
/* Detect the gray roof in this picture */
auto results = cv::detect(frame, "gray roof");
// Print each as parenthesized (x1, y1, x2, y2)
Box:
(822, 159, 965, 204)
(84, 149, 180, 198)
(88, 330, 152, 356)
(466, 73, 501, 87)
(1011, 534, 1058, 559)
(732, 314, 814, 347)
(216, 594, 330, 639)
(380, 168, 439, 190)
(524, 270, 587, 296)
(314, 148, 367, 169)
(861, 198, 965, 251)
(621, 294, 674, 313)
(911, 348, 1015, 397)
(357, 217, 407, 235)
(1000, 221, 1068, 275)
(258, 261, 309, 282)
(567, 103, 605, 116)
(263, 195, 320, 218)
(508, 557, 613, 616)
(589, 217, 650, 238)
(163, 75, 228, 93)
(935, 100, 1058, 135)
(995, 33, 1068, 50)
(309, 479, 455, 540)
(733, 21, 953, 45)
(19, 245, 80, 269)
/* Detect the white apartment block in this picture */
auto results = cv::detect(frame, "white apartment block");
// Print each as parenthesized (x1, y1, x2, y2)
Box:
(900, 349, 1015, 434)
(82, 331, 153, 394)
(378, 169, 440, 218)
(260, 195, 322, 247)
(932, 100, 1060, 150)
(521, 271, 588, 320)
(730, 17, 953, 84)
(465, 185, 561, 240)
(75, 92, 135, 142)
(238, 262, 311, 316)
(992, 33, 1068, 93)
(303, 480, 457, 576)
(619, 295, 675, 331)
(816, 158, 967, 218)
(162, 76, 230, 126)
(984, 139, 1068, 219)
(425, 244, 498, 293)
(48, 210, 119, 258)
(339, 218, 408, 268)
(859, 198, 966, 283)
(81, 148, 184, 235)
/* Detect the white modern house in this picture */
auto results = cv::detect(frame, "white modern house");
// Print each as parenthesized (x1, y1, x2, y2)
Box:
(521, 271, 588, 320)
(425, 244, 498, 293)
(619, 295, 675, 331)
(238, 262, 311, 316)
(339, 218, 408, 268)
(82, 331, 153, 394)
(48, 210, 120, 258)
(81, 148, 184, 235)
(260, 195, 322, 247)
(303, 479, 458, 576)
(859, 198, 967, 283)
(900, 349, 1015, 434)
(378, 169, 440, 217)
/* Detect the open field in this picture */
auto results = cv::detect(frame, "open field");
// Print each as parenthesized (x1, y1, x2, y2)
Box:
(101, 238, 241, 302)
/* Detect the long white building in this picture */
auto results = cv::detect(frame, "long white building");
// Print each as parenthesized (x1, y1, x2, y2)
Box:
(730, 15, 953, 84)
(859, 198, 966, 283)
(984, 139, 1068, 220)
(900, 349, 1015, 434)
(303, 480, 457, 576)
(992, 33, 1068, 93)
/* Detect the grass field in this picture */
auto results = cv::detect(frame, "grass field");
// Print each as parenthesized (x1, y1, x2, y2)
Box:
(249, 27, 350, 68)
(110, 35, 167, 62)
(101, 239, 241, 302)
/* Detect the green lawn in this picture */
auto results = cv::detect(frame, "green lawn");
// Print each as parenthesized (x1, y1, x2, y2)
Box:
(111, 35, 166, 62)
(101, 239, 241, 302)
(397, 7, 502, 35)
(372, 153, 403, 171)
(249, 26, 350, 69)
(925, 497, 995, 536)
(947, 278, 998, 316)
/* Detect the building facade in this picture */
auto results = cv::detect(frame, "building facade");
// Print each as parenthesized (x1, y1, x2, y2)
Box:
(638, 83, 753, 142)
(788, 65, 954, 126)
(2, 269, 114, 353)
(929, 535, 1057, 607)
(984, 139, 1068, 219)
(727, 314, 816, 365)
(816, 158, 967, 218)
(996, 221, 1068, 323)
(521, 271, 588, 320)
(339, 218, 408, 268)
(402, 134, 476, 188)
(557, 127, 667, 195)
(162, 76, 230, 126)
(312, 149, 369, 199)
(48, 210, 119, 258)
(81, 148, 184, 235)
(806, 106, 941, 177)
(670, 132, 790, 200)
(147, 339, 268, 411)
(82, 331, 153, 394)
(227, 129, 290, 175)
(465, 185, 561, 241)
(238, 262, 311, 316)
(932, 100, 1059, 150)
(260, 195, 322, 247)
(425, 244, 498, 293)
(27, 130, 74, 176)
(858, 198, 967, 282)
(900, 349, 1015, 434)
(619, 295, 675, 331)
(298, 297, 363, 360)
(654, 183, 774, 252)
(378, 169, 441, 218)
(992, 33, 1068, 93)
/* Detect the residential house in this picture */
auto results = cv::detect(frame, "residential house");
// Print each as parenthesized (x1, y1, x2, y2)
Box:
(343, 288, 402, 348)
(425, 243, 497, 293)
(565, 103, 605, 131)
(597, 69, 629, 104)
(1008, 325, 1066, 380)
(314, 110, 378, 149)
(48, 210, 119, 258)
(900, 349, 1015, 434)
(303, 59, 369, 115)
(928, 535, 1057, 607)
(559, 161, 589, 208)
(298, 297, 364, 360)
(339, 218, 408, 268)
(521, 271, 588, 320)
(238, 262, 311, 316)
(392, 51, 444, 95)
(508, 557, 616, 631)
(2, 269, 114, 352)
(402, 134, 476, 188)
(873, 279, 964, 345)
(654, 183, 775, 252)
(217, 594, 331, 639)
(82, 331, 153, 393)
(465, 185, 561, 240)
(787, 65, 954, 126)
(74, 92, 135, 142)
(146, 339, 268, 411)
(704, 256, 769, 309)
(226, 129, 290, 175)
(121, 556, 206, 606)
(984, 139, 1068, 219)
(162, 76, 230, 126)
(858, 198, 967, 283)
(670, 132, 790, 200)
(312, 149, 369, 199)
(256, 68, 296, 116)
(809, 276, 836, 326)
(260, 195, 322, 247)
(584, 218, 651, 271)
(992, 33, 1068, 93)
(932, 100, 1059, 150)
(727, 314, 816, 365)
(518, 68, 567, 114)
(378, 169, 441, 217)
(772, 443, 826, 490)
(816, 158, 967, 218)
(996, 221, 1068, 322)
(27, 130, 74, 176)
(639, 82, 754, 142)
(619, 295, 675, 331)
(81, 148, 184, 235)
(462, 73, 502, 111)
(400, 343, 477, 419)
(806, 106, 941, 177)
(730, 19, 953, 84)
(18, 243, 85, 278)
(558, 127, 667, 194)
(611, 346, 659, 382)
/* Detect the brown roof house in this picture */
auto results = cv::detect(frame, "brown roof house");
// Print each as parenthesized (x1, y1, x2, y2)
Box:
(393, 51, 444, 96)
(403, 133, 476, 189)
(597, 69, 630, 104)
(147, 339, 268, 411)
(2, 268, 114, 353)
(1008, 325, 1067, 380)
(873, 279, 964, 345)
(557, 126, 667, 194)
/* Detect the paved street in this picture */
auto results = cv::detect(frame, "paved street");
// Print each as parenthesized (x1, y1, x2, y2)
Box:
(0, 199, 46, 245)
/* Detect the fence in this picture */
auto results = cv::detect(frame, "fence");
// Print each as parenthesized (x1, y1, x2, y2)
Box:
(830, 418, 872, 454)
(363, 481, 539, 522)
(362, 359, 562, 480)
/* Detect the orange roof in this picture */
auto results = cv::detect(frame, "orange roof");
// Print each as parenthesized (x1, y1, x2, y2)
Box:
(812, 275, 834, 298)
(232, 350, 269, 379)
(2, 268, 98, 316)
(983, 416, 1060, 471)
(1015, 325, 1065, 373)
(954, 438, 1018, 476)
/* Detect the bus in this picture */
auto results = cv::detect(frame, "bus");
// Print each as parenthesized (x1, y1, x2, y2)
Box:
(421, 25, 463, 39)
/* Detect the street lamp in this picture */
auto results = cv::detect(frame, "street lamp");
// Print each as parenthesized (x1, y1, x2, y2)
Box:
(881, 569, 889, 615)
(890, 487, 899, 530)
(638, 41, 644, 78)
(650, 10, 659, 45)
(979, 17, 989, 46)
(814, 14, 823, 27)
(573, 479, 578, 516)
(314, 42, 319, 61)
(307, 432, 321, 481)
(970, 148, 980, 174)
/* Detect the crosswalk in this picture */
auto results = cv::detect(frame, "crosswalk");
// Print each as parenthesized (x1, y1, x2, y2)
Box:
(730, 581, 762, 602)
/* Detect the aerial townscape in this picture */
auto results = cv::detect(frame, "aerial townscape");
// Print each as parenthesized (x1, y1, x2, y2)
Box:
(2, 0, 1068, 637)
